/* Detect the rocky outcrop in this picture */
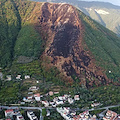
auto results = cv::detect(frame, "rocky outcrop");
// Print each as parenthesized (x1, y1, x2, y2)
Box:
(35, 2, 108, 87)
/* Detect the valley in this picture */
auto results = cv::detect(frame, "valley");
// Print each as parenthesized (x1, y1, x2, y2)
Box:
(0, 0, 120, 119)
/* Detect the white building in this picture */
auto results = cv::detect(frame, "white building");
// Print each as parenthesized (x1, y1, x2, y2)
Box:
(16, 114, 25, 120)
(29, 86, 39, 91)
(23, 97, 33, 102)
(68, 98, 74, 104)
(74, 95, 80, 101)
(16, 75, 21, 80)
(56, 100, 64, 105)
(25, 75, 30, 79)
(6, 75, 12, 81)
(42, 101, 49, 107)
(27, 111, 38, 120)
(34, 93, 40, 102)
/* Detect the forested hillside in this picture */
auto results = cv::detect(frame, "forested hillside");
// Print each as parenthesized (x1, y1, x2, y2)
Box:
(0, 0, 44, 68)
(0, 0, 21, 67)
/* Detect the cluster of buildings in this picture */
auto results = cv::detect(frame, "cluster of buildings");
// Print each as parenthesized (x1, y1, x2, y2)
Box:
(41, 94, 80, 107)
(23, 86, 40, 103)
(5, 109, 24, 120)
(4, 109, 38, 120)
(103, 110, 120, 120)
(22, 86, 80, 108)
(91, 102, 101, 108)
(6, 74, 30, 81)
(57, 107, 97, 120)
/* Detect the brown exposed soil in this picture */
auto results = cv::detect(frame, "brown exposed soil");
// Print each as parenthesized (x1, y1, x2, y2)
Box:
(34, 2, 108, 87)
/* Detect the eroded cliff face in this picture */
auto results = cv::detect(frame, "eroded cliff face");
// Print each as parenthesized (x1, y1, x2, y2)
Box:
(35, 2, 108, 87)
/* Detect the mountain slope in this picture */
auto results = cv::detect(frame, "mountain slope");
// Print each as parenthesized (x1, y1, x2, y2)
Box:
(0, 0, 120, 87)
(33, 0, 120, 36)
(35, 2, 120, 86)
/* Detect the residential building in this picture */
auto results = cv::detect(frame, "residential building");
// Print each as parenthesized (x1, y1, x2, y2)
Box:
(56, 100, 64, 105)
(91, 103, 100, 107)
(5, 109, 14, 117)
(29, 86, 39, 91)
(16, 75, 21, 80)
(74, 95, 80, 101)
(34, 93, 40, 101)
(27, 111, 38, 120)
(16, 114, 25, 120)
(25, 75, 30, 79)
(23, 97, 33, 102)
(49, 91, 54, 96)
(68, 98, 74, 104)
(103, 110, 117, 120)
(6, 75, 12, 81)
(54, 92, 59, 94)
(42, 101, 49, 107)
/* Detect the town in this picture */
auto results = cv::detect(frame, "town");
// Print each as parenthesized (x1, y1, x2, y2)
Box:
(1, 83, 120, 120)
(0, 72, 120, 120)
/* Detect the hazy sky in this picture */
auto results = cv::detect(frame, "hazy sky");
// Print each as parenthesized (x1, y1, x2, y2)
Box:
(82, 0, 120, 6)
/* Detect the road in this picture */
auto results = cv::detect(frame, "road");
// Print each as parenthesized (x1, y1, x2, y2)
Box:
(1, 104, 120, 120)
(0, 106, 43, 120)
(88, 104, 120, 111)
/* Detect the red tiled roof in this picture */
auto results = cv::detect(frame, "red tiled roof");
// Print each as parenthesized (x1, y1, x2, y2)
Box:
(5, 109, 13, 113)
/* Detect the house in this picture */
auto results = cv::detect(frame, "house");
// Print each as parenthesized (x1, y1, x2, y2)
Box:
(56, 107, 72, 120)
(78, 110, 94, 119)
(46, 110, 50, 116)
(91, 103, 100, 107)
(58, 96, 63, 100)
(115, 115, 120, 120)
(16, 114, 25, 120)
(52, 103, 57, 107)
(23, 97, 33, 102)
(53, 97, 58, 102)
(54, 92, 59, 94)
(69, 110, 76, 116)
(103, 110, 117, 120)
(42, 101, 49, 107)
(68, 98, 74, 104)
(16, 75, 21, 80)
(49, 101, 54, 105)
(56, 99, 64, 105)
(25, 75, 30, 79)
(5, 109, 14, 117)
(74, 95, 80, 101)
(27, 111, 38, 120)
(49, 91, 54, 96)
(6, 75, 12, 81)
(29, 86, 39, 91)
(34, 93, 40, 101)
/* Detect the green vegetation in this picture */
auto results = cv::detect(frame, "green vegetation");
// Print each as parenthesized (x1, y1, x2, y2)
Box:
(14, 25, 44, 58)
(0, 0, 44, 68)
(42, 108, 47, 116)
(0, 0, 21, 67)
(0, 110, 5, 119)
(90, 85, 120, 105)
(78, 10, 120, 80)
(110, 106, 120, 114)
(0, 80, 21, 104)
(44, 109, 63, 120)
(10, 59, 64, 86)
